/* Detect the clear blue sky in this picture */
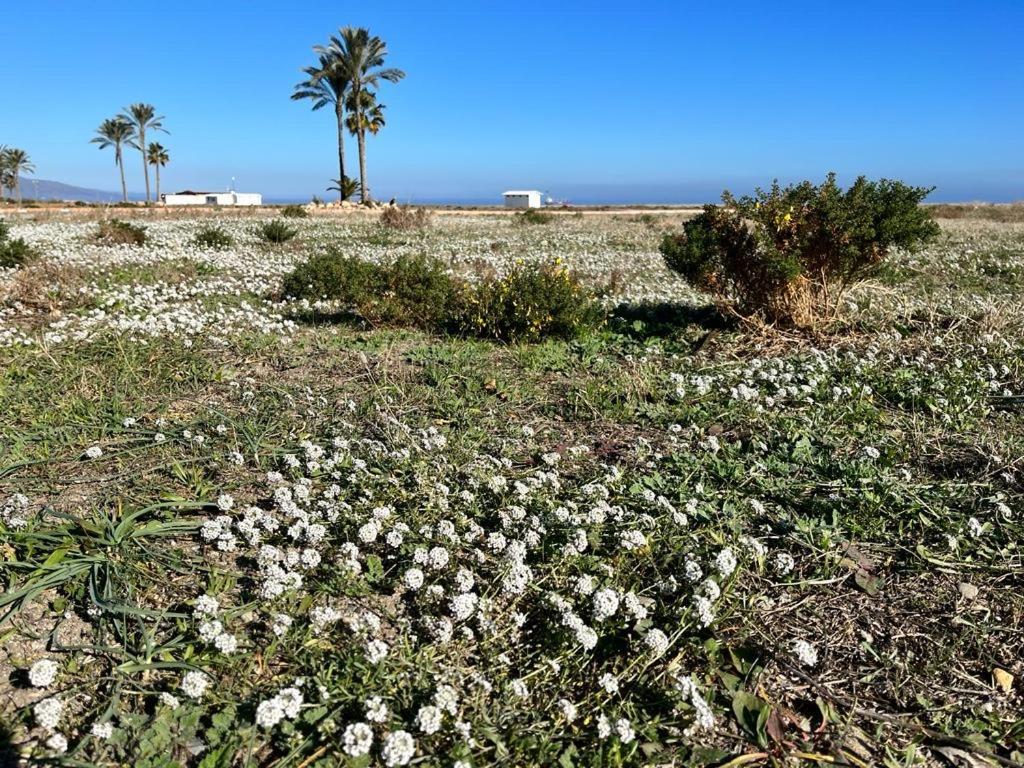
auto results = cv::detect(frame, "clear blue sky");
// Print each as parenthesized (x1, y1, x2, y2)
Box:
(4, 0, 1022, 202)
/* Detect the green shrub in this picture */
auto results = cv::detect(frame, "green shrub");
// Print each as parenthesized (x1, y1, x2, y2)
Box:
(283, 252, 456, 329)
(192, 226, 234, 250)
(0, 221, 37, 268)
(660, 173, 940, 326)
(94, 219, 147, 246)
(379, 205, 431, 230)
(514, 208, 554, 226)
(256, 220, 298, 244)
(451, 260, 603, 342)
(280, 204, 309, 219)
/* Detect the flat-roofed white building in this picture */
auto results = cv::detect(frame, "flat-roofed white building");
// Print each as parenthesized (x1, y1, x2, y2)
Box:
(163, 191, 262, 206)
(502, 190, 543, 209)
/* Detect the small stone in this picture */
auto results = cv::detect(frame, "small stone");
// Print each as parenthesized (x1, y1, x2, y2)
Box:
(957, 582, 978, 601)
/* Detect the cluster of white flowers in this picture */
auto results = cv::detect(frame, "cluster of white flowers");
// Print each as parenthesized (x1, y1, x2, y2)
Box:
(29, 658, 59, 688)
(256, 685, 304, 729)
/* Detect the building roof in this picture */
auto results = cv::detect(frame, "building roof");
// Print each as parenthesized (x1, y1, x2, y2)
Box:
(503, 190, 542, 196)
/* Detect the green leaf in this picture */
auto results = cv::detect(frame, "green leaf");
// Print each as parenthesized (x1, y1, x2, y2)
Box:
(732, 690, 773, 747)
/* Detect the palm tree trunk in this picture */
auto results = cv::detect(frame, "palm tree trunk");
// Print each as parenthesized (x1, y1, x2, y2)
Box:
(140, 129, 150, 203)
(335, 102, 346, 202)
(155, 163, 161, 202)
(358, 129, 369, 203)
(118, 155, 128, 203)
(15, 177, 21, 204)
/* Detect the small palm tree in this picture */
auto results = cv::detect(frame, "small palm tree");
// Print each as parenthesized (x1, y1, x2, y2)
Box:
(146, 143, 170, 202)
(0, 145, 9, 199)
(120, 103, 167, 203)
(2, 148, 34, 203)
(321, 27, 404, 203)
(345, 89, 387, 136)
(292, 52, 351, 202)
(327, 177, 361, 200)
(91, 117, 136, 202)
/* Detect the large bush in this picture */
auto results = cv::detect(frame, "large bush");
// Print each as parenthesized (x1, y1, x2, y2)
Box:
(451, 259, 603, 342)
(0, 220, 38, 268)
(282, 253, 602, 341)
(283, 252, 456, 329)
(660, 173, 940, 326)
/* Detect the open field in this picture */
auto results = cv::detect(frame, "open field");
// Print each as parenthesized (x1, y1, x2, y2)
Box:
(0, 211, 1022, 766)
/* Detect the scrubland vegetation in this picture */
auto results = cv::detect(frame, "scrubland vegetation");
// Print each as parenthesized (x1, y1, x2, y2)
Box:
(0, 204, 1021, 767)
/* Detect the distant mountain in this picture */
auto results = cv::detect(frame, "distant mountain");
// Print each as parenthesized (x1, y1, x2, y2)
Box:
(10, 177, 145, 203)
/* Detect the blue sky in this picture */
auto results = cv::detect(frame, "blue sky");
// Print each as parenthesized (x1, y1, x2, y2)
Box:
(4, 1, 1022, 202)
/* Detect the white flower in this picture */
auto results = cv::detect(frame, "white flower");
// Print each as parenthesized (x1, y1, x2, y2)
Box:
(34, 697, 63, 731)
(342, 722, 374, 757)
(510, 678, 530, 698)
(793, 639, 818, 667)
(967, 517, 984, 537)
(403, 567, 425, 590)
(365, 696, 389, 723)
(45, 733, 68, 753)
(614, 718, 635, 744)
(592, 588, 619, 621)
(558, 698, 577, 722)
(863, 445, 881, 460)
(645, 628, 670, 657)
(180, 670, 210, 699)
(194, 594, 220, 617)
(91, 721, 114, 739)
(774, 552, 795, 575)
(597, 713, 611, 739)
(366, 639, 389, 663)
(416, 704, 443, 734)
(382, 730, 416, 766)
(29, 659, 59, 688)
(598, 673, 619, 694)
(85, 445, 103, 459)
(217, 493, 235, 511)
(714, 547, 736, 577)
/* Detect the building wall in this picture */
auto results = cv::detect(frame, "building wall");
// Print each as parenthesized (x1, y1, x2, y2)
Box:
(504, 193, 541, 209)
(163, 193, 263, 206)
(163, 195, 204, 206)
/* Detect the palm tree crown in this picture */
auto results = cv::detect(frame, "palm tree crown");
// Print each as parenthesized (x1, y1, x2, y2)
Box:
(120, 103, 167, 203)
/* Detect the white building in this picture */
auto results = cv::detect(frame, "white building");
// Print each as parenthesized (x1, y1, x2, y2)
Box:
(502, 190, 543, 209)
(163, 191, 263, 206)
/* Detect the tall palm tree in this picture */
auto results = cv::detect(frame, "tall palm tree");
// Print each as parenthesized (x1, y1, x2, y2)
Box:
(3, 148, 34, 203)
(146, 142, 170, 202)
(292, 52, 351, 202)
(120, 103, 167, 203)
(321, 27, 404, 203)
(91, 117, 136, 203)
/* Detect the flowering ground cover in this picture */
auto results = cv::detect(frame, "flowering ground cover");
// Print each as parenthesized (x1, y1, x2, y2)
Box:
(0, 211, 1022, 766)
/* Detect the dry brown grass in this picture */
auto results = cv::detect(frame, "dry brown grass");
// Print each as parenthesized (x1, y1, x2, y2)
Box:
(927, 203, 1024, 222)
(379, 205, 432, 230)
(0, 260, 89, 318)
